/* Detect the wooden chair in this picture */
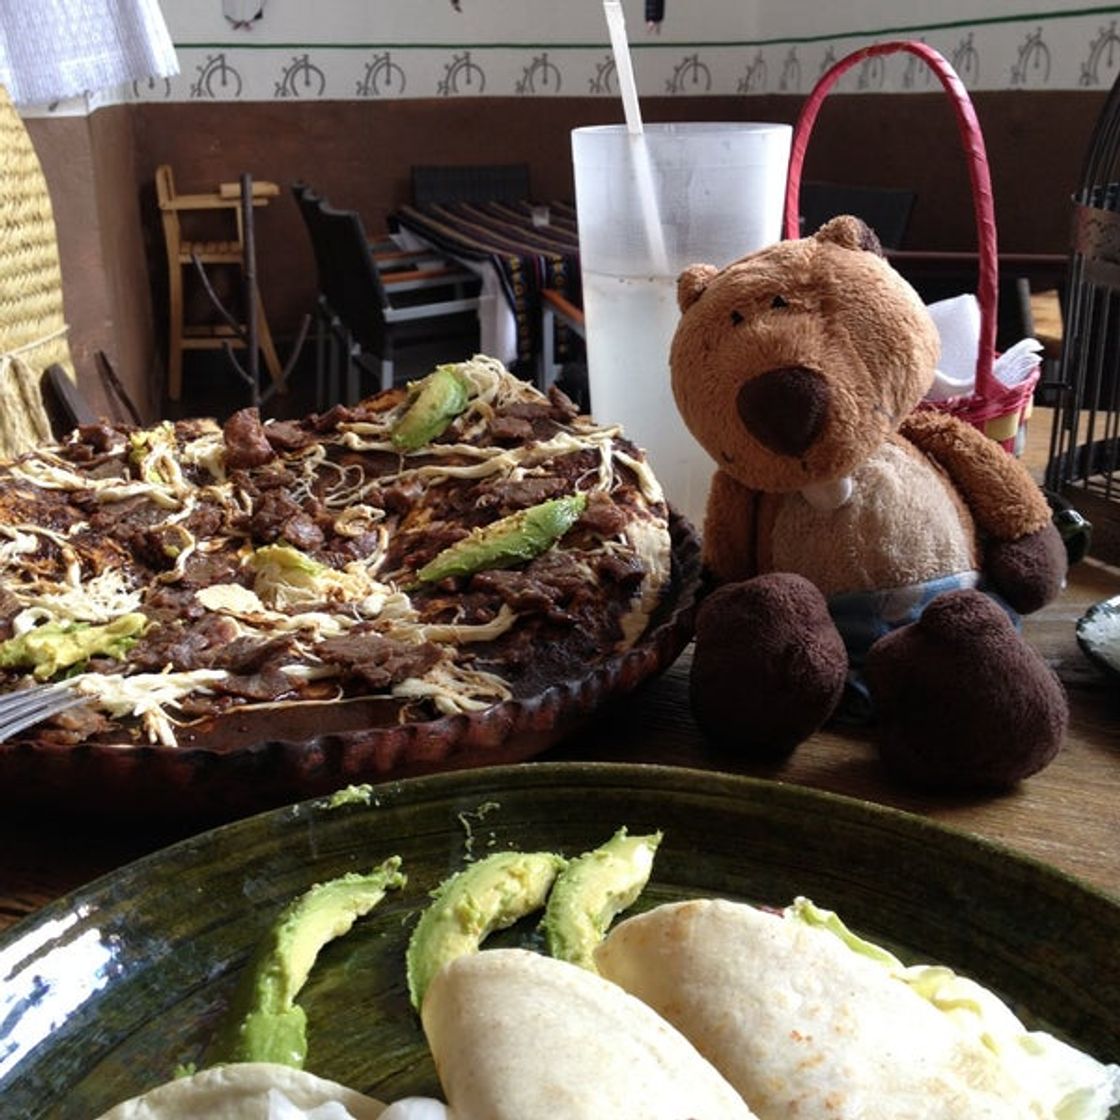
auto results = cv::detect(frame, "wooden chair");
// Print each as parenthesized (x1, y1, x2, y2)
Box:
(294, 188, 481, 402)
(539, 288, 585, 391)
(155, 164, 284, 401)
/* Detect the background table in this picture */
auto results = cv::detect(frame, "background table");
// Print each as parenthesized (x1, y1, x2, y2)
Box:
(390, 200, 580, 373)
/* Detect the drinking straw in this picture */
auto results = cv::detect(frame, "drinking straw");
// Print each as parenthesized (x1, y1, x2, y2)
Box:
(603, 0, 670, 274)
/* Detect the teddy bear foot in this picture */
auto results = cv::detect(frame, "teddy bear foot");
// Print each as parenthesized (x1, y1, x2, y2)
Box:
(864, 588, 1068, 791)
(690, 573, 848, 762)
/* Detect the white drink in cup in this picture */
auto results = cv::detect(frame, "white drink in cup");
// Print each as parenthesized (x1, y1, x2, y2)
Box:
(571, 122, 791, 532)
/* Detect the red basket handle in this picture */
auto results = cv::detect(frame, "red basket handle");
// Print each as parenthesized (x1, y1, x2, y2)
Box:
(783, 41, 998, 400)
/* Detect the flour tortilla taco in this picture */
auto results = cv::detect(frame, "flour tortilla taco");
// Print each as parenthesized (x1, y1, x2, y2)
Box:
(420, 947, 757, 1119)
(94, 1061, 386, 1119)
(594, 897, 1120, 1120)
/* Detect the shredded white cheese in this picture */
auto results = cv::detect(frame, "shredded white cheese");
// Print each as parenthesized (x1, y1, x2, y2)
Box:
(615, 516, 673, 648)
(613, 448, 665, 505)
(0, 526, 40, 572)
(11, 568, 142, 632)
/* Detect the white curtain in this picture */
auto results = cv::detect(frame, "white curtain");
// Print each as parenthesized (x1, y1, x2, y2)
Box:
(0, 0, 178, 106)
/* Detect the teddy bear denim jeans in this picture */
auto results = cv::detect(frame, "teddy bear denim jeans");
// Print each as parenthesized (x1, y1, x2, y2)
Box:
(828, 570, 1020, 724)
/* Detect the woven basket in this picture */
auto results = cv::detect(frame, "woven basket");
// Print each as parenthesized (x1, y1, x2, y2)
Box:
(783, 40, 1039, 455)
(0, 81, 74, 457)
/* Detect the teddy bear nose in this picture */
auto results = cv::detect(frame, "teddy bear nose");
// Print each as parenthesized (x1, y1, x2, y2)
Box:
(736, 366, 830, 457)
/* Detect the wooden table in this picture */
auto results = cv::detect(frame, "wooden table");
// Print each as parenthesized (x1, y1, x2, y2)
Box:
(2, 413, 1119, 936)
(1, 556, 1116, 937)
(1029, 288, 1064, 359)
(557, 556, 1120, 898)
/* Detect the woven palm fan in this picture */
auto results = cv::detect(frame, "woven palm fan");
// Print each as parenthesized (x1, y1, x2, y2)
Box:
(0, 81, 75, 458)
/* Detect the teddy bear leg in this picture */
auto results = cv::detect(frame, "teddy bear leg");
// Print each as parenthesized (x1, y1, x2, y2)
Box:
(864, 588, 1068, 790)
(690, 572, 848, 762)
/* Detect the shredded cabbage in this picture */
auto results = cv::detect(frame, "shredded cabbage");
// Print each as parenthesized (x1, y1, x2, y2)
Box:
(71, 668, 230, 746)
(391, 662, 512, 714)
(11, 568, 142, 631)
(248, 545, 390, 612)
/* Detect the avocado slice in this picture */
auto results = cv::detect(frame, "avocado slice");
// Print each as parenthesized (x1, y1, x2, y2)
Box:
(405, 849, 566, 1009)
(208, 856, 406, 1068)
(415, 493, 588, 584)
(543, 828, 662, 971)
(391, 364, 471, 451)
(0, 613, 147, 680)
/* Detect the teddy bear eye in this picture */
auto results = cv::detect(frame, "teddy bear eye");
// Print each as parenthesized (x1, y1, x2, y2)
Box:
(730, 310, 745, 326)
(771, 294, 789, 309)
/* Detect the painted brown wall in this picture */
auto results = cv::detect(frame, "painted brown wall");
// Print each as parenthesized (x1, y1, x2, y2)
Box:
(89, 106, 160, 421)
(27, 105, 158, 423)
(24, 89, 1106, 419)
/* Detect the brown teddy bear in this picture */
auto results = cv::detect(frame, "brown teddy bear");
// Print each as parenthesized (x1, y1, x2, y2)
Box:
(670, 215, 1068, 790)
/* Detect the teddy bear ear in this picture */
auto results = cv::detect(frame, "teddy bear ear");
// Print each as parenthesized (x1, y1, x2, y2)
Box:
(677, 264, 720, 311)
(813, 214, 885, 257)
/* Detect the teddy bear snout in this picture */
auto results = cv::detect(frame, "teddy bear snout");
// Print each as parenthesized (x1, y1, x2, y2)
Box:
(736, 366, 830, 458)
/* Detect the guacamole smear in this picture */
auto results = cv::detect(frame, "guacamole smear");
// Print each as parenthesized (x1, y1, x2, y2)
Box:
(209, 857, 406, 1069)
(0, 613, 147, 680)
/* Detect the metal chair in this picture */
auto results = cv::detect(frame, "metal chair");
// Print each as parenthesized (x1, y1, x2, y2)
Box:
(798, 181, 915, 249)
(293, 187, 480, 403)
(411, 163, 530, 206)
(291, 182, 347, 408)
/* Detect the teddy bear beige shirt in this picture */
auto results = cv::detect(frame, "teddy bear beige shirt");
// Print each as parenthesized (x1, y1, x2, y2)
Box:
(768, 436, 978, 598)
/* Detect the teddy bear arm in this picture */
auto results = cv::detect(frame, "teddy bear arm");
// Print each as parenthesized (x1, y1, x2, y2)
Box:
(899, 410, 1064, 612)
(702, 469, 761, 584)
(899, 410, 1051, 539)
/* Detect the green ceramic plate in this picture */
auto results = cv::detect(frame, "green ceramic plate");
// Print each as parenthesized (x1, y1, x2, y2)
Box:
(2, 762, 1118, 1118)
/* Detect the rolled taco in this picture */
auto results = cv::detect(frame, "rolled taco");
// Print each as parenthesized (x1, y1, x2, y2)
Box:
(94, 1061, 386, 1119)
(420, 947, 757, 1119)
(595, 897, 1120, 1120)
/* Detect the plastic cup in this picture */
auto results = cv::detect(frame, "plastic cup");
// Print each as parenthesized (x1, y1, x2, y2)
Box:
(571, 121, 792, 531)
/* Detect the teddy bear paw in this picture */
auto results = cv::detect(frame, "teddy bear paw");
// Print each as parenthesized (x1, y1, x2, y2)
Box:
(690, 573, 848, 762)
(865, 588, 1067, 790)
(985, 520, 1067, 614)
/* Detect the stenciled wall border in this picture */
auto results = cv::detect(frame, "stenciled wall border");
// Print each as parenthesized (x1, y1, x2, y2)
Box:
(26, 4, 1120, 116)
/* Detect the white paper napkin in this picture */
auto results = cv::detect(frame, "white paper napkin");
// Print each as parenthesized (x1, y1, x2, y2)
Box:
(924, 292, 1042, 401)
